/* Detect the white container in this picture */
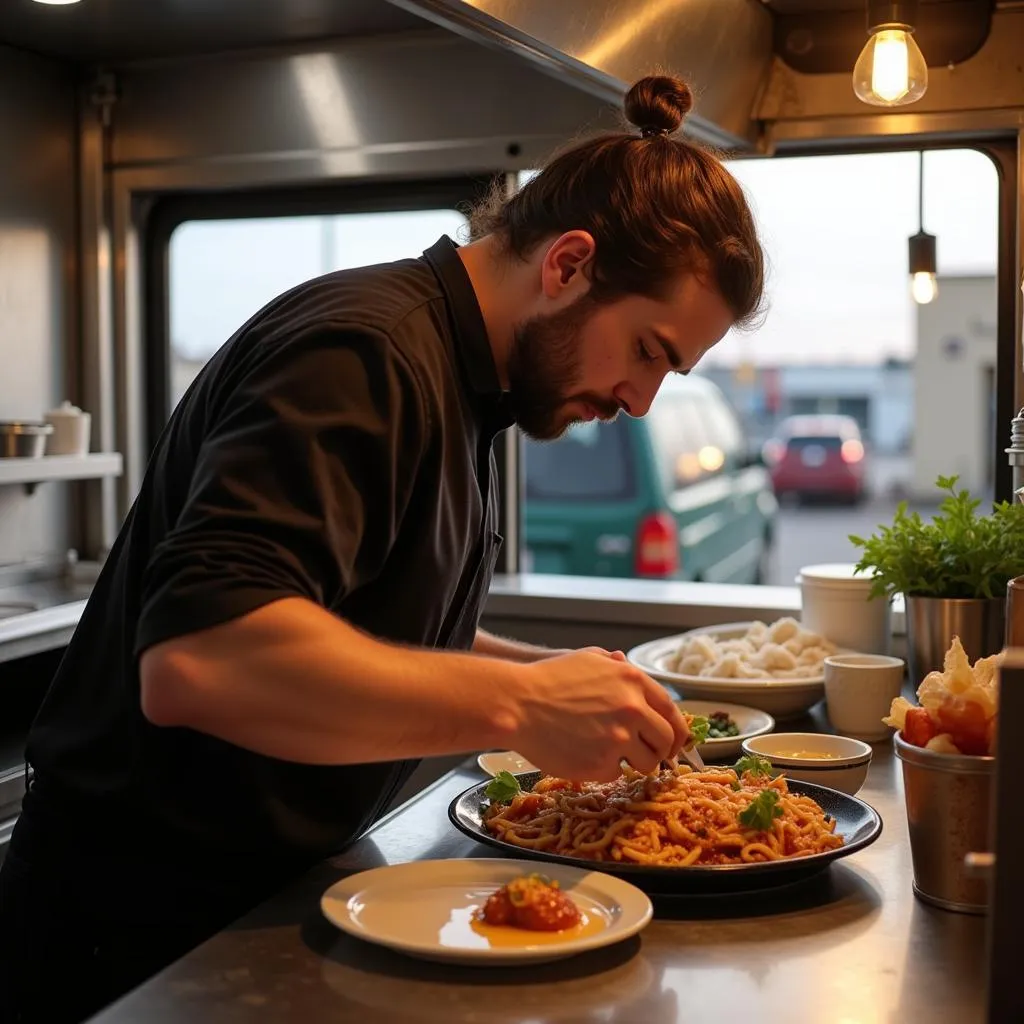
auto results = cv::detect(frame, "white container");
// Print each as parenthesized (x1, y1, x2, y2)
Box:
(44, 401, 91, 456)
(824, 653, 905, 741)
(741, 732, 872, 795)
(797, 562, 891, 655)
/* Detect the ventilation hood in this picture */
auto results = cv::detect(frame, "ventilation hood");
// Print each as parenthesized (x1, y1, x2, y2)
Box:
(384, 0, 775, 150)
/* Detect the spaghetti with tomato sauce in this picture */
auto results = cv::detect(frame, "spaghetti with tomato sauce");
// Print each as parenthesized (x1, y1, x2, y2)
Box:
(483, 764, 844, 866)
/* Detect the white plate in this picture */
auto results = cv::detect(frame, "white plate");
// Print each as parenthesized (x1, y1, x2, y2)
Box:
(477, 698, 773, 772)
(671, 698, 775, 759)
(320, 858, 653, 966)
(629, 622, 853, 719)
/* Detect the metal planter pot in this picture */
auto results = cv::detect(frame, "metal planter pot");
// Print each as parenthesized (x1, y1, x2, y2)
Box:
(904, 595, 1005, 685)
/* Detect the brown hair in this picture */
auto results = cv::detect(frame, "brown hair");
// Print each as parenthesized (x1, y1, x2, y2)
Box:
(470, 75, 765, 329)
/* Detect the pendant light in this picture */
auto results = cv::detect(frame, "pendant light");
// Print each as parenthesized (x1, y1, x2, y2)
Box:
(853, 1, 928, 107)
(909, 151, 938, 305)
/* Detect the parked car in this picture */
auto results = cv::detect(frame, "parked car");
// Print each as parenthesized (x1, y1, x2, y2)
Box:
(522, 375, 778, 582)
(762, 413, 867, 504)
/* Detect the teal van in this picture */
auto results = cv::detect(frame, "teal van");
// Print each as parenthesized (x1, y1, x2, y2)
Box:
(522, 375, 778, 582)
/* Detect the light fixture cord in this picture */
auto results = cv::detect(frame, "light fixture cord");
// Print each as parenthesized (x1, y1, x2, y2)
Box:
(918, 150, 925, 232)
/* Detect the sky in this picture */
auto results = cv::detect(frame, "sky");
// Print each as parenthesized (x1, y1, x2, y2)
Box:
(170, 148, 999, 368)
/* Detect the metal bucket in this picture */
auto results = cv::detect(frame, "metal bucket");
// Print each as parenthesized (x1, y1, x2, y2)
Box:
(894, 733, 993, 914)
(904, 595, 1005, 685)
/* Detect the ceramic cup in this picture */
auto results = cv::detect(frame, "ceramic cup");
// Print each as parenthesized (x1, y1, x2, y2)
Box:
(44, 400, 91, 456)
(824, 653, 905, 741)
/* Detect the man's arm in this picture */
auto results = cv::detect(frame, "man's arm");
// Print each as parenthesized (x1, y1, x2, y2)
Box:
(472, 628, 623, 664)
(140, 598, 690, 780)
(141, 599, 520, 764)
(473, 627, 568, 663)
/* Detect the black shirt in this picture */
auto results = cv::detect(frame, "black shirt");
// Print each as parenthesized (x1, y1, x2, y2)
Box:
(25, 236, 513, 888)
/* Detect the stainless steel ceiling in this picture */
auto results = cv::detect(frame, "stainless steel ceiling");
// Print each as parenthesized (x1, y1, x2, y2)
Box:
(0, 0, 992, 65)
(0, 0, 425, 62)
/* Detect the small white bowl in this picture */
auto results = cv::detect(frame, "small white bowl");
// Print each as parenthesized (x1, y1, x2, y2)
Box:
(740, 732, 872, 795)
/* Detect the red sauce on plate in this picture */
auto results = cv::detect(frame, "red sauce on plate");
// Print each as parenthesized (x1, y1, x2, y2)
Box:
(478, 875, 581, 932)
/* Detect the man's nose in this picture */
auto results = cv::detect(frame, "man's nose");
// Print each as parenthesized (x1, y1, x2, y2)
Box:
(613, 377, 662, 418)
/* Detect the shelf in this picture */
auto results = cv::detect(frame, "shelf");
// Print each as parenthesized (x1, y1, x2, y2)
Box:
(0, 453, 123, 493)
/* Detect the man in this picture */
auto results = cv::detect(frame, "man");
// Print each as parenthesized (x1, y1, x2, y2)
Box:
(0, 74, 764, 1022)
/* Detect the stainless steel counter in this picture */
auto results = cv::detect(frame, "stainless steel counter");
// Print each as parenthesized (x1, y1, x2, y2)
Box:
(0, 561, 94, 663)
(91, 740, 986, 1024)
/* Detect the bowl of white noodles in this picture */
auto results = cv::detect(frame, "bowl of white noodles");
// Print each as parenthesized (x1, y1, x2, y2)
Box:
(627, 618, 854, 719)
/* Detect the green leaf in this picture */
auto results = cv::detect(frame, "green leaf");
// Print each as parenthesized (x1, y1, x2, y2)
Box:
(732, 754, 775, 778)
(738, 788, 784, 831)
(484, 770, 521, 803)
(687, 715, 710, 746)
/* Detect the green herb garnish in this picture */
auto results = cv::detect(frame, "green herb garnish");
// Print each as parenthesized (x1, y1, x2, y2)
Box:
(687, 716, 710, 746)
(738, 789, 784, 831)
(850, 474, 1024, 600)
(484, 770, 521, 803)
(732, 754, 775, 779)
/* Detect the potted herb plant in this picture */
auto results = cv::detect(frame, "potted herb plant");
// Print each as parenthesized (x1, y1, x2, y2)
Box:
(850, 474, 1024, 683)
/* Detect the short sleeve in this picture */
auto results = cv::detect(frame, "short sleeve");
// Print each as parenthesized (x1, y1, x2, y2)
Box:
(134, 326, 428, 657)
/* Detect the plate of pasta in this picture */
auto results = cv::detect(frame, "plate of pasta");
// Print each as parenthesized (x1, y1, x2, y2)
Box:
(320, 859, 652, 966)
(627, 618, 851, 719)
(449, 761, 882, 894)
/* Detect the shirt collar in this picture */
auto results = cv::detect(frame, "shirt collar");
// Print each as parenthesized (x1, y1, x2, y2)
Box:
(422, 236, 509, 415)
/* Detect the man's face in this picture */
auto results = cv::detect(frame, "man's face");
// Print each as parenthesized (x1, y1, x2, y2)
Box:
(507, 272, 736, 441)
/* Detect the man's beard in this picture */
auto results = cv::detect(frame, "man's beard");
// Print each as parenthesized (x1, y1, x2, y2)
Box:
(506, 295, 620, 441)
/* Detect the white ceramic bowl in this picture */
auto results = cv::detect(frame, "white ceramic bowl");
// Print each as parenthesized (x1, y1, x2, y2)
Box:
(628, 623, 854, 719)
(740, 732, 873, 795)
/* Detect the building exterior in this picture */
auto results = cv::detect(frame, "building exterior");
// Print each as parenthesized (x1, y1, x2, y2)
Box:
(910, 275, 997, 497)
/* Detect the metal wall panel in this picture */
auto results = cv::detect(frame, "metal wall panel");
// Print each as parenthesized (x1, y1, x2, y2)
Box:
(109, 30, 618, 170)
(0, 45, 76, 564)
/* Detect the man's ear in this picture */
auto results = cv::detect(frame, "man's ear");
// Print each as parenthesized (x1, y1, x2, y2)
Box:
(539, 231, 596, 300)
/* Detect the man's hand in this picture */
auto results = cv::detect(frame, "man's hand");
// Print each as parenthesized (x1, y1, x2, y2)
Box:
(507, 650, 690, 782)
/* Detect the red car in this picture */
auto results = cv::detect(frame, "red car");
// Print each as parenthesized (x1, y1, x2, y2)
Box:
(763, 414, 867, 504)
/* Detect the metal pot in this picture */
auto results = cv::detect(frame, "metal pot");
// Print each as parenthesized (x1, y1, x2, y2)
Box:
(904, 595, 1005, 685)
(0, 422, 53, 458)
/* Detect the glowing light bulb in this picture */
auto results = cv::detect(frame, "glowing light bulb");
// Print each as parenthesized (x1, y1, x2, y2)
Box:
(31, 0, 83, 5)
(911, 272, 938, 305)
(853, 26, 928, 107)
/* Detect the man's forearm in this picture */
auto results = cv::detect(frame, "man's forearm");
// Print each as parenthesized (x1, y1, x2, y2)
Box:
(473, 627, 566, 663)
(140, 598, 524, 766)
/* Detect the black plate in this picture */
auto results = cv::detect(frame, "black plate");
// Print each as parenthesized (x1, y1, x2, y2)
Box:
(448, 771, 883, 895)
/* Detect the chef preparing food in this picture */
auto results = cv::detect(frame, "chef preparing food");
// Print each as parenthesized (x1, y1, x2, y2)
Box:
(0, 73, 764, 1024)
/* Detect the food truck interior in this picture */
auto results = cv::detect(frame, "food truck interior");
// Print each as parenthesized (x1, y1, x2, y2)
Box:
(0, 0, 1021, 1020)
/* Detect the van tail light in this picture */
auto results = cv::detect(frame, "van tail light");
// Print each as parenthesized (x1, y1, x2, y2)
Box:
(635, 512, 679, 578)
